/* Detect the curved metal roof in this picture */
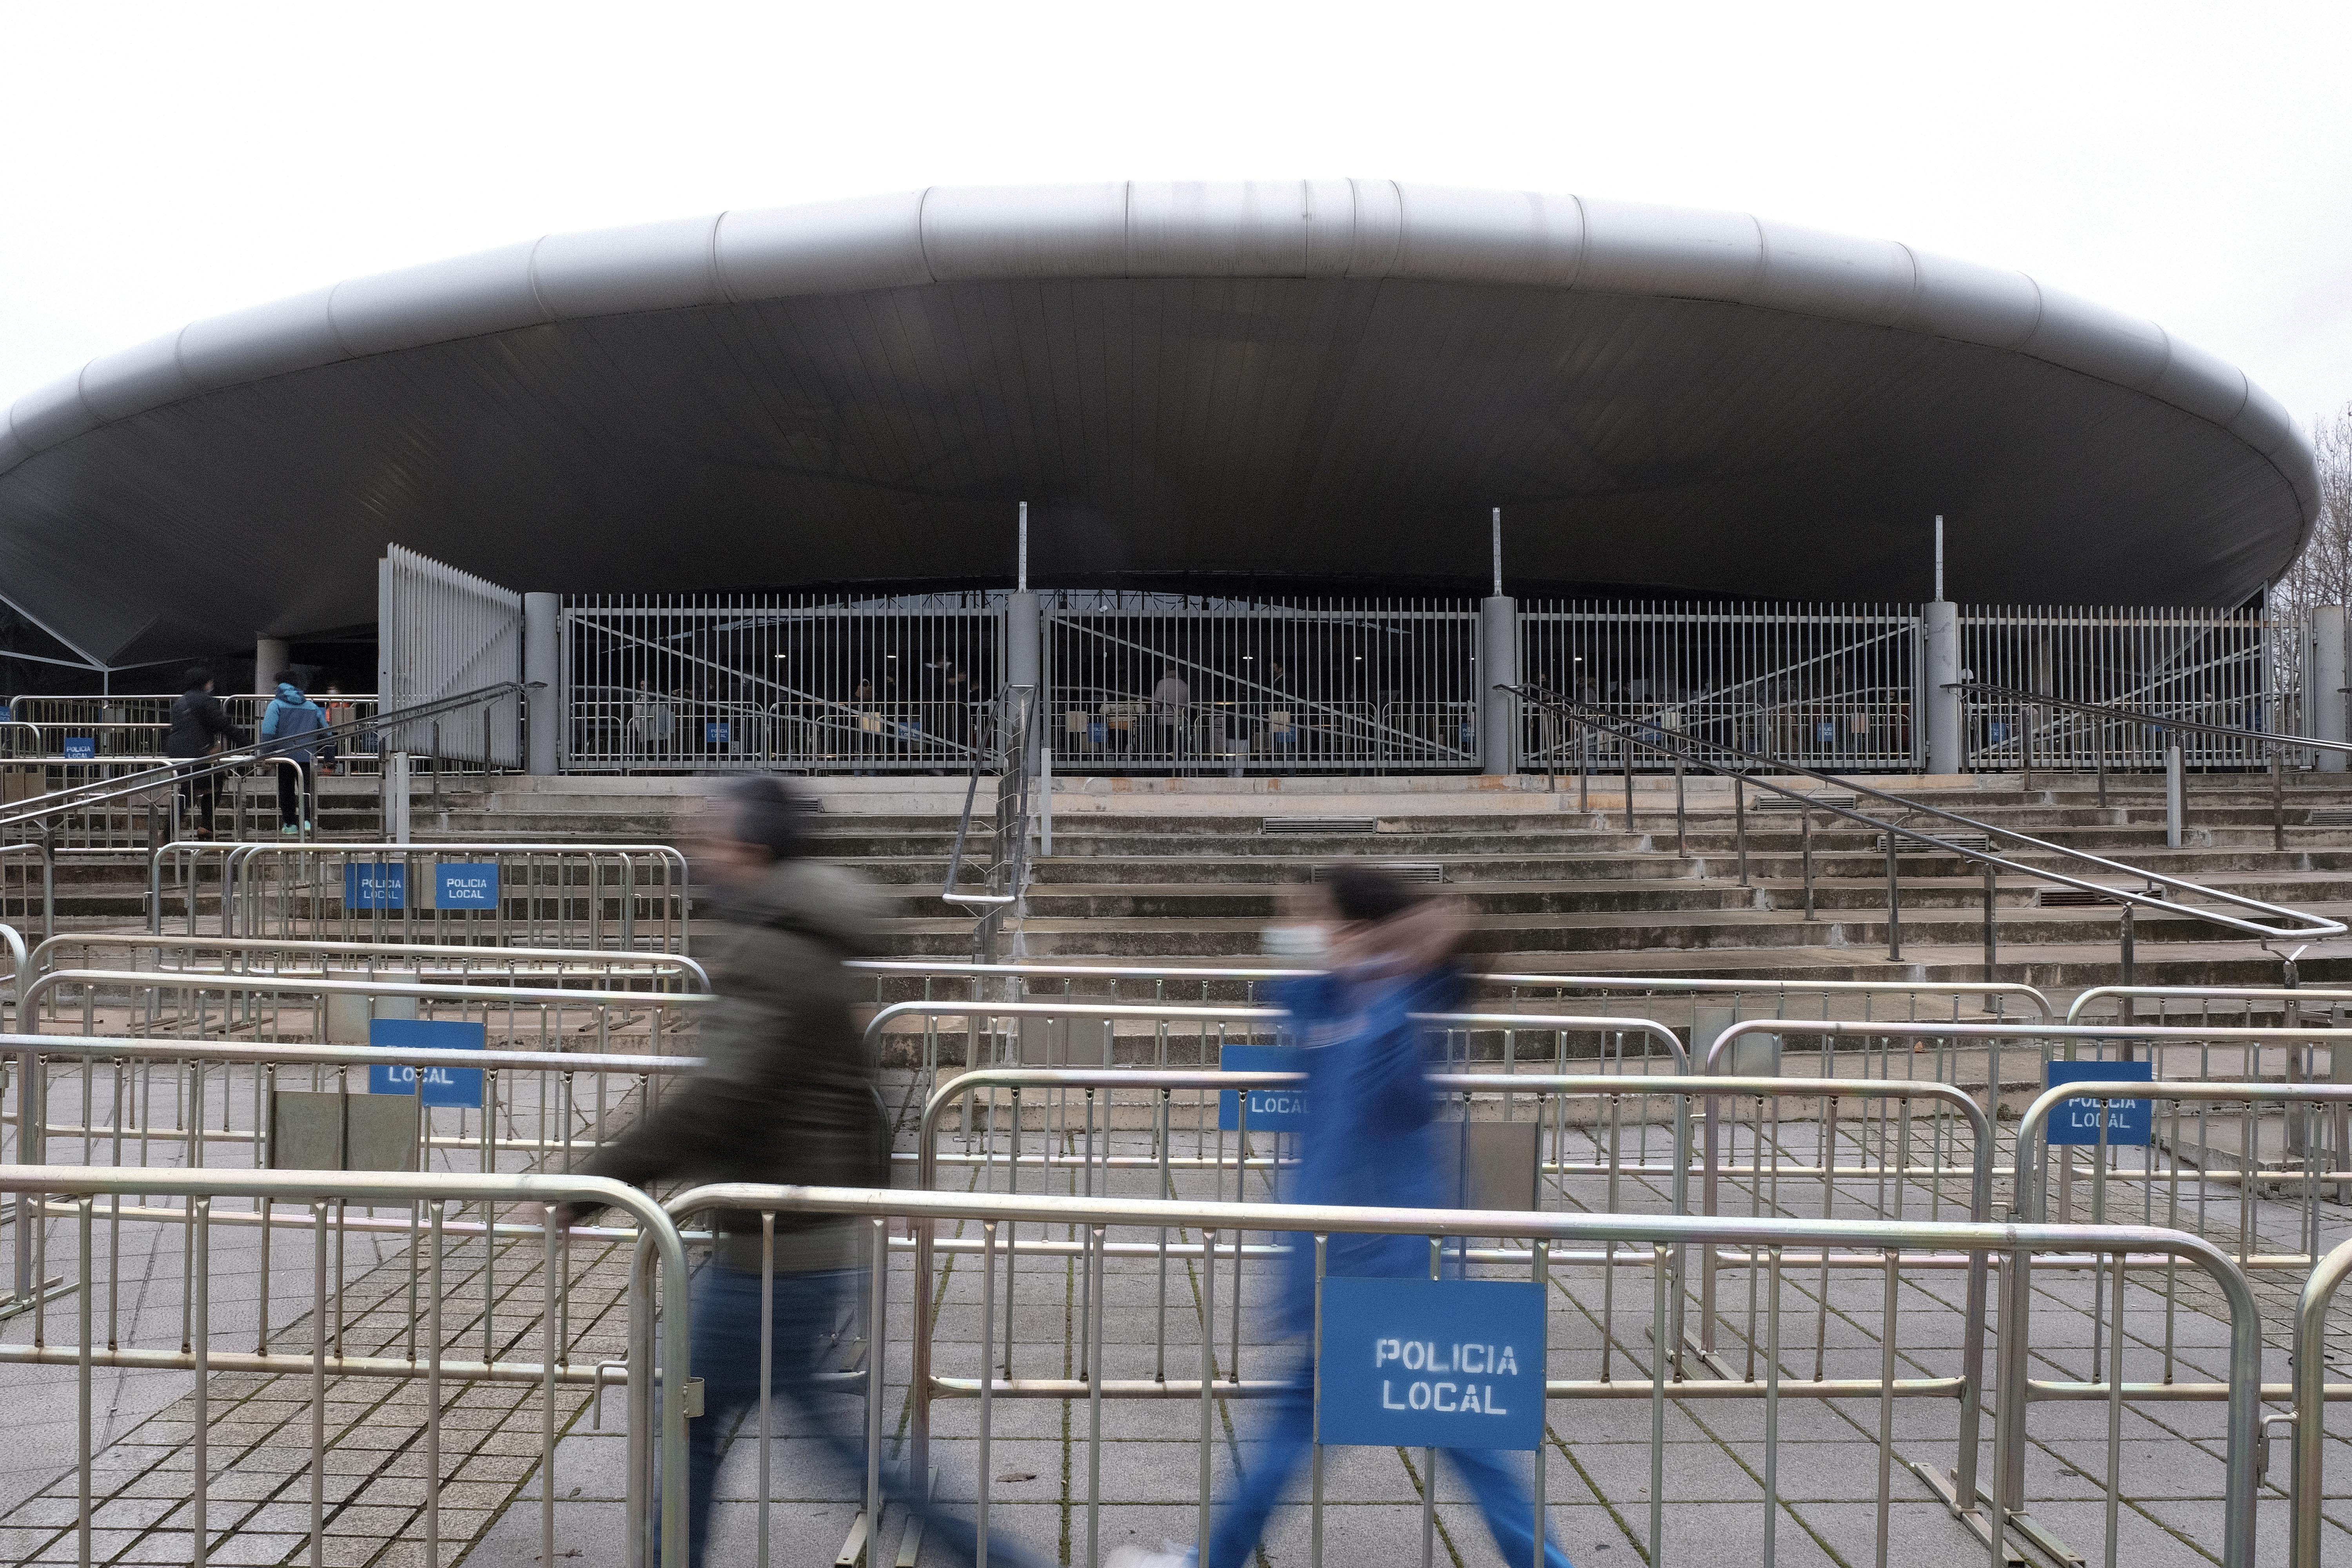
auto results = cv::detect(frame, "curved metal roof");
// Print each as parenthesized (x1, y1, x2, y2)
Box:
(0, 180, 2318, 666)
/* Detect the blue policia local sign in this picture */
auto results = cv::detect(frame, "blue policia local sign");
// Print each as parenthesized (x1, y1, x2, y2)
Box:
(2045, 1059, 2154, 1147)
(435, 862, 499, 910)
(367, 1018, 487, 1107)
(1317, 1278, 1545, 1450)
(1218, 1043, 1309, 1131)
(345, 862, 408, 909)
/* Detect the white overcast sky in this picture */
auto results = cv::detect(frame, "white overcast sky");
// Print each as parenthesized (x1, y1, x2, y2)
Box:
(4, 0, 2349, 430)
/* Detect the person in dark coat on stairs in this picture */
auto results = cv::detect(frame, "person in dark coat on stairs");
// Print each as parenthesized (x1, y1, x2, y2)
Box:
(165, 666, 241, 839)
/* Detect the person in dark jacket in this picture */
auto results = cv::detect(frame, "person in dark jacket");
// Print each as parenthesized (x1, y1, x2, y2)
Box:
(1111, 866, 1575, 1568)
(165, 666, 241, 840)
(257, 672, 326, 834)
(535, 777, 1040, 1568)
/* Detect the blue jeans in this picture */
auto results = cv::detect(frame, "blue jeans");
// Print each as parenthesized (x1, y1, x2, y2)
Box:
(682, 1264, 1038, 1568)
(1205, 1355, 1573, 1568)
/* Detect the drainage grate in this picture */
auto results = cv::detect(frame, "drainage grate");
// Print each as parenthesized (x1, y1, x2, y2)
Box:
(1876, 832, 1993, 855)
(1263, 816, 1378, 834)
(2039, 888, 2119, 907)
(1753, 792, 1856, 811)
(1310, 862, 1445, 884)
(2307, 807, 2352, 827)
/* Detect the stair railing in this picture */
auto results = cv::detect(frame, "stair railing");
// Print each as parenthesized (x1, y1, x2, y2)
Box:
(0, 682, 535, 850)
(1952, 679, 2351, 843)
(942, 685, 1036, 964)
(1499, 684, 2345, 981)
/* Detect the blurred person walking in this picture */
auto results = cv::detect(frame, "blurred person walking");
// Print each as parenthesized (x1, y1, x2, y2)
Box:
(257, 671, 325, 834)
(1112, 864, 1573, 1568)
(165, 666, 241, 839)
(532, 777, 1043, 1568)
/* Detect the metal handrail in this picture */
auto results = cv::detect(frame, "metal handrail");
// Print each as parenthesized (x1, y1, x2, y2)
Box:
(941, 686, 1036, 962)
(1951, 679, 2352, 755)
(0, 681, 532, 833)
(1501, 683, 2348, 955)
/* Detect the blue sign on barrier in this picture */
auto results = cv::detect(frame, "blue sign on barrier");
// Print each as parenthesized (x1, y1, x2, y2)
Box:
(435, 862, 500, 910)
(706, 721, 730, 745)
(367, 1018, 486, 1107)
(345, 862, 407, 909)
(2045, 1059, 2154, 1147)
(63, 737, 95, 759)
(1218, 1043, 1309, 1131)
(1318, 1278, 1545, 1450)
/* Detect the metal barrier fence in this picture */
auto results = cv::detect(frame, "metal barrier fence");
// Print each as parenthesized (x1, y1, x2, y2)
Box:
(1517, 600, 1922, 772)
(844, 958, 2056, 1026)
(3, 841, 51, 940)
(0, 1164, 690, 1568)
(27, 931, 708, 992)
(1961, 603, 2293, 771)
(665, 1178, 2265, 1568)
(151, 840, 693, 951)
(1043, 595, 1483, 775)
(13, 970, 707, 1053)
(2295, 1236, 2352, 1565)
(561, 590, 1004, 773)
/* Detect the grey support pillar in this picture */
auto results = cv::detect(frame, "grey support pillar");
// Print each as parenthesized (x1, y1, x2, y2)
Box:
(524, 592, 560, 776)
(2313, 606, 2346, 773)
(255, 637, 289, 690)
(1005, 591, 1042, 757)
(1923, 601, 1962, 775)
(1480, 595, 1518, 775)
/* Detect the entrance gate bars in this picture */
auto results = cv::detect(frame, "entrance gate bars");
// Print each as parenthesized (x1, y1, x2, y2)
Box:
(554, 591, 2303, 776)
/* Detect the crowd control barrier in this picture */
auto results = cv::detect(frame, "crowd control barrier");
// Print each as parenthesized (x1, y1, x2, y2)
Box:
(0, 1165, 691, 1568)
(152, 840, 692, 952)
(28, 930, 709, 1001)
(2293, 1236, 2352, 1565)
(663, 1180, 2266, 1568)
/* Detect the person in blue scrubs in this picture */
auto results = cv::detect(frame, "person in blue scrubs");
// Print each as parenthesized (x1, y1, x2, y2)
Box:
(1111, 864, 1573, 1568)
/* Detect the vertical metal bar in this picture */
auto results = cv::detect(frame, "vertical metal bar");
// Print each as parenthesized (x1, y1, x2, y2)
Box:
(977, 1218, 996, 1568)
(1198, 1225, 1216, 1552)
(1086, 1221, 1106, 1568)
(867, 1216, 886, 1549)
(192, 1196, 210, 1568)
(1885, 835, 1902, 961)
(1734, 775, 1748, 886)
(1874, 1246, 1899, 1568)
(1982, 860, 1998, 979)
(1801, 808, 1815, 920)
(77, 1194, 93, 1568)
(759, 1214, 773, 1568)
(310, 1198, 328, 1568)
(426, 1202, 443, 1568)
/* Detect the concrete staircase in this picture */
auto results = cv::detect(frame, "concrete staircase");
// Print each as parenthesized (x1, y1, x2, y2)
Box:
(36, 769, 2352, 994)
(441, 771, 2352, 991)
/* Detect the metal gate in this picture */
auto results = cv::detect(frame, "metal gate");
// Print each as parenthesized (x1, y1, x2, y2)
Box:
(560, 592, 1004, 773)
(376, 544, 521, 765)
(1517, 601, 1921, 771)
(1040, 594, 1482, 774)
(1959, 604, 2291, 770)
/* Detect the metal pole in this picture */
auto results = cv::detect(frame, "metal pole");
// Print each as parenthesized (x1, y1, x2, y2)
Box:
(2272, 749, 2285, 853)
(1801, 807, 1815, 921)
(1017, 501, 1028, 593)
(1673, 753, 1686, 857)
(1734, 775, 1748, 886)
(1982, 860, 1998, 979)
(2120, 904, 2136, 989)
(2165, 743, 2185, 849)
(1884, 836, 1902, 962)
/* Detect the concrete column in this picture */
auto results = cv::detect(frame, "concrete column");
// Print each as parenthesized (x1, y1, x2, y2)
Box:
(1005, 591, 1042, 759)
(255, 637, 289, 692)
(1923, 601, 1962, 775)
(1479, 595, 1518, 775)
(2165, 744, 2186, 847)
(2313, 606, 2346, 772)
(524, 593, 560, 775)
